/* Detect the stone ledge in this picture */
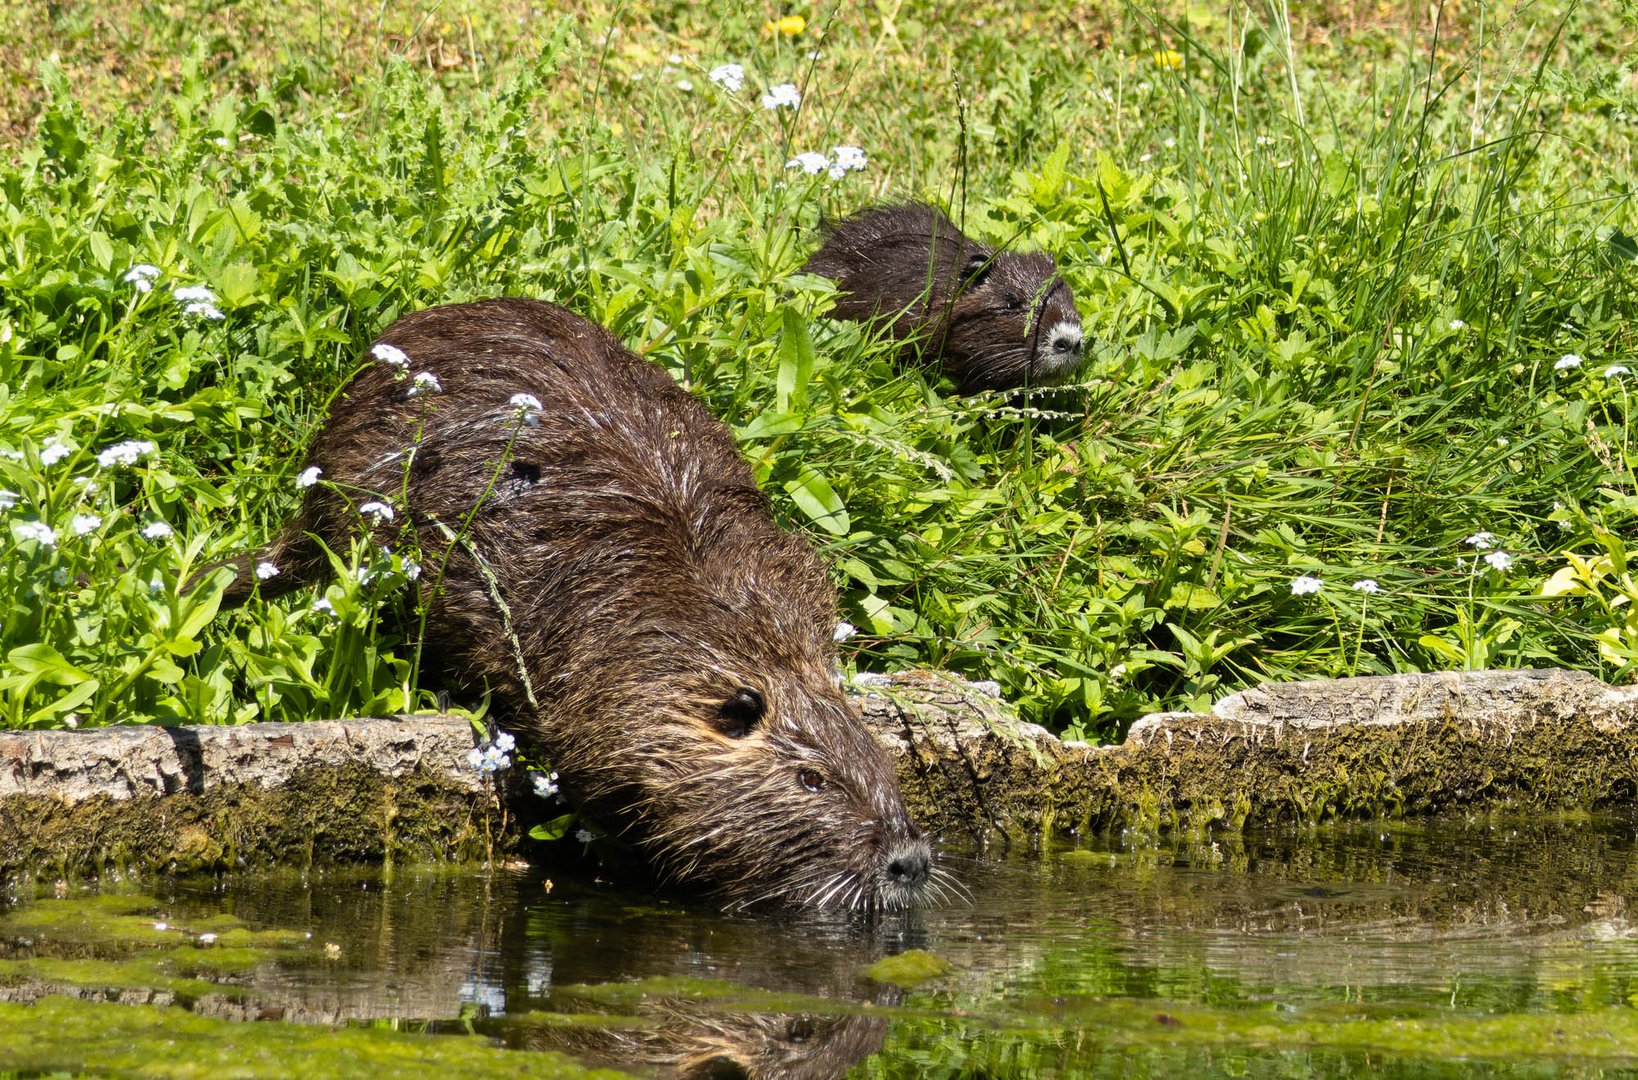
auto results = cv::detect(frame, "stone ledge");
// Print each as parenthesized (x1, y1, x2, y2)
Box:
(4, 668, 1637, 878)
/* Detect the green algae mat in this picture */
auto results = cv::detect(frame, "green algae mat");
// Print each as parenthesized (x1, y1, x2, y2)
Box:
(4, 818, 1638, 1077)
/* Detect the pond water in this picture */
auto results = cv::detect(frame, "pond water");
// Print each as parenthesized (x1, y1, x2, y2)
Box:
(4, 816, 1638, 1077)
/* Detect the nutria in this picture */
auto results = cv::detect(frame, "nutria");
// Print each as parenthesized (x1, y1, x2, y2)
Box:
(800, 203, 1085, 393)
(214, 298, 939, 911)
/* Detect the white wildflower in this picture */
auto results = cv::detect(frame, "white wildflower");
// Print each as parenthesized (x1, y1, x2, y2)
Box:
(409, 371, 442, 396)
(372, 343, 410, 369)
(52, 568, 69, 585)
(1352, 579, 1380, 594)
(786, 151, 829, 175)
(141, 521, 173, 540)
(1109, 663, 1128, 682)
(1484, 550, 1514, 572)
(468, 742, 512, 775)
(403, 560, 421, 582)
(575, 828, 595, 843)
(493, 731, 516, 753)
(1290, 574, 1324, 596)
(1555, 354, 1582, 370)
(62, 712, 79, 728)
(510, 393, 543, 425)
(830, 144, 867, 173)
(833, 621, 857, 642)
(197, 932, 219, 946)
(1448, 319, 1466, 330)
(1464, 531, 1496, 550)
(40, 439, 71, 466)
(15, 521, 56, 547)
(183, 301, 224, 320)
(761, 82, 800, 110)
(296, 465, 322, 488)
(255, 560, 280, 580)
(0, 490, 16, 512)
(96, 440, 156, 468)
(533, 771, 560, 798)
(172, 285, 216, 304)
(124, 264, 161, 292)
(676, 79, 694, 91)
(70, 513, 102, 536)
(708, 63, 745, 92)
(312, 597, 336, 615)
(153, 922, 169, 932)
(358, 500, 394, 523)
(1605, 364, 1630, 378)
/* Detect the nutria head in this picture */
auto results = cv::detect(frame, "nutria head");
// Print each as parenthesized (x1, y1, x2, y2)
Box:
(542, 542, 936, 912)
(802, 203, 1085, 393)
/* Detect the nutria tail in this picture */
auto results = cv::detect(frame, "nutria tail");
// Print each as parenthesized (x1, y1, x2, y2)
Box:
(186, 526, 326, 608)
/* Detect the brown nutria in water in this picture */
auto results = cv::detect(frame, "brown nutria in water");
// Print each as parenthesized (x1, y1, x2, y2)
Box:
(800, 203, 1085, 394)
(214, 298, 939, 911)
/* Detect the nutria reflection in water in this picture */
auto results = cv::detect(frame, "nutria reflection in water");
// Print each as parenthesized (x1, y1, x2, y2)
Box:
(519, 1005, 888, 1080)
(209, 298, 949, 911)
(802, 203, 1085, 393)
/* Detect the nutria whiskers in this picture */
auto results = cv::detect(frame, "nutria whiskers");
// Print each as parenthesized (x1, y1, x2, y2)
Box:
(801, 203, 1084, 393)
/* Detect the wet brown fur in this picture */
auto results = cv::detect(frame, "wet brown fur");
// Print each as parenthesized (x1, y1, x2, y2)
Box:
(801, 203, 1085, 393)
(216, 298, 938, 910)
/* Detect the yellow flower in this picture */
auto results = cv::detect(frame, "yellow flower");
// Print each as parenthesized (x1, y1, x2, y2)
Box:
(1153, 49, 1184, 70)
(765, 14, 806, 36)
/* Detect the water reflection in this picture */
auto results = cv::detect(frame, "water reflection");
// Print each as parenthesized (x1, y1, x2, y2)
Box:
(5, 814, 1638, 1075)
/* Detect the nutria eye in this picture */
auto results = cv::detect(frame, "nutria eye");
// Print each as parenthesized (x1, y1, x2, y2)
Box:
(714, 687, 764, 738)
(798, 767, 826, 792)
(961, 252, 992, 289)
(1003, 293, 1024, 312)
(788, 1016, 816, 1042)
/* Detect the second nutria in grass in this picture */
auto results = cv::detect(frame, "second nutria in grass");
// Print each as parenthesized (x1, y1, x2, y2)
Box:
(214, 298, 942, 911)
(801, 203, 1085, 393)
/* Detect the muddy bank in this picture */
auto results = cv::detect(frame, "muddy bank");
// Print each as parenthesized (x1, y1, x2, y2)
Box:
(2, 669, 1635, 877)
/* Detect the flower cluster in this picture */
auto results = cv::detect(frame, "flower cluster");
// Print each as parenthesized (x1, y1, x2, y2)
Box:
(124, 264, 161, 293)
(1289, 574, 1324, 596)
(761, 83, 801, 110)
(173, 284, 224, 321)
(96, 440, 156, 469)
(532, 770, 560, 798)
(40, 439, 70, 466)
(708, 63, 746, 92)
(469, 731, 516, 775)
(372, 343, 410, 369)
(786, 145, 867, 179)
(510, 392, 543, 425)
(297, 465, 322, 489)
(409, 371, 442, 396)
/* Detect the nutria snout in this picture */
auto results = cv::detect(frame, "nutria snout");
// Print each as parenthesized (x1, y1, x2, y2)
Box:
(211, 298, 940, 911)
(801, 203, 1085, 393)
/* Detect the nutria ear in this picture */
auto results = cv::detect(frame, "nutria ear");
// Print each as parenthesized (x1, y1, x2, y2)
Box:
(960, 252, 992, 289)
(714, 687, 766, 738)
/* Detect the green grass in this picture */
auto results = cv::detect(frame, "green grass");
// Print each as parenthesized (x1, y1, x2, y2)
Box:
(1, 0, 1636, 739)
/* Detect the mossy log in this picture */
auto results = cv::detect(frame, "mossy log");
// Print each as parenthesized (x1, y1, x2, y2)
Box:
(3, 668, 1636, 878)
(868, 667, 1638, 843)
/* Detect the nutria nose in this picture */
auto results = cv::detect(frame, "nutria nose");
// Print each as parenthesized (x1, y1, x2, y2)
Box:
(1052, 328, 1084, 355)
(886, 841, 932, 888)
